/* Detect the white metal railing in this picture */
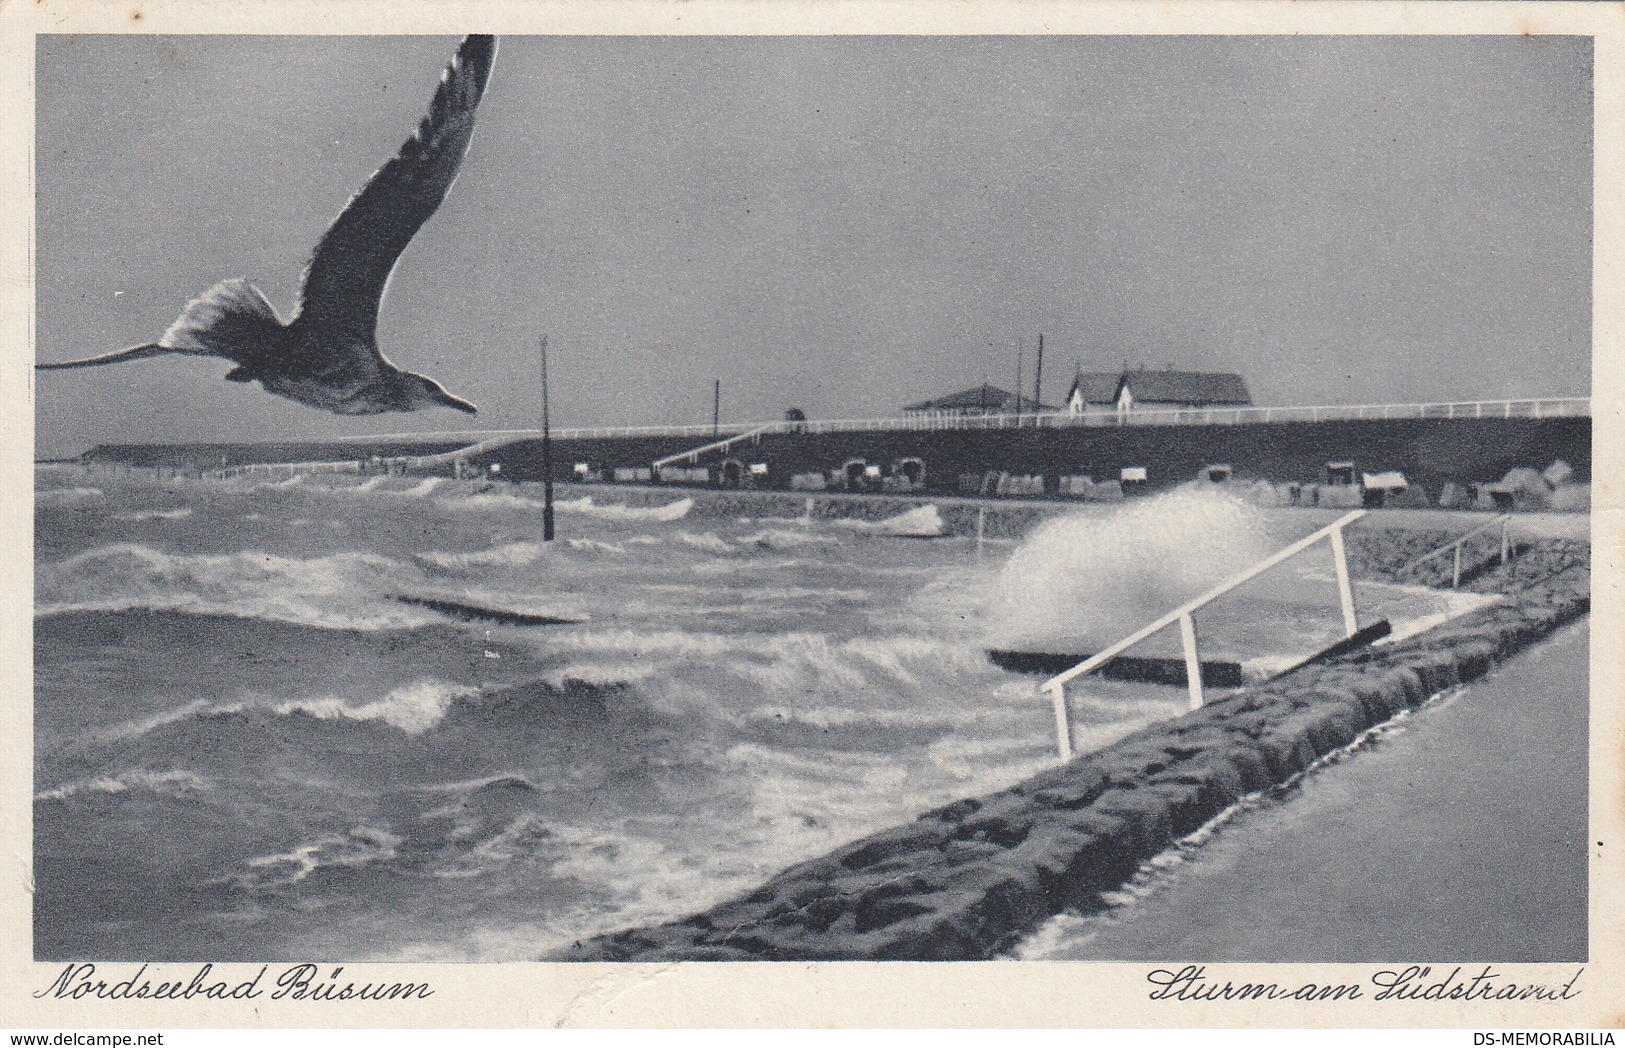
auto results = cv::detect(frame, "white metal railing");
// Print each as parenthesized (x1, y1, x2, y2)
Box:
(1396, 514, 1515, 588)
(1040, 510, 1368, 761)
(328, 397, 1589, 450)
(205, 460, 363, 480)
(321, 421, 747, 445)
(652, 424, 780, 470)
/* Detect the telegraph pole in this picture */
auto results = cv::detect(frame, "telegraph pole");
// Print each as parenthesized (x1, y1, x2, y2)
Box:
(713, 379, 721, 437)
(540, 333, 555, 542)
(1014, 344, 1024, 419)
(1035, 333, 1044, 410)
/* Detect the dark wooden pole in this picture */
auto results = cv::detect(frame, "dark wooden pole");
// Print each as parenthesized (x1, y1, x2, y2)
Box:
(713, 379, 721, 437)
(1035, 333, 1044, 410)
(1015, 344, 1023, 418)
(541, 333, 555, 542)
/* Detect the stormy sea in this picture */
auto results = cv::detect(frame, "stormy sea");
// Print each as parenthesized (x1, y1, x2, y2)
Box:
(33, 467, 1484, 961)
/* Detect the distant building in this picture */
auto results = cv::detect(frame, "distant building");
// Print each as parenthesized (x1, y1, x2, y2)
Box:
(902, 384, 1053, 418)
(1064, 368, 1252, 415)
(1064, 372, 1124, 414)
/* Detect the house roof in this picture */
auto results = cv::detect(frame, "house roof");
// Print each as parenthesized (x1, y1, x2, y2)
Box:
(903, 383, 1053, 413)
(1066, 371, 1123, 405)
(1119, 370, 1251, 406)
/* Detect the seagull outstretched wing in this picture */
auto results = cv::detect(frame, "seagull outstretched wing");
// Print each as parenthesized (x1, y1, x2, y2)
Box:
(292, 34, 497, 350)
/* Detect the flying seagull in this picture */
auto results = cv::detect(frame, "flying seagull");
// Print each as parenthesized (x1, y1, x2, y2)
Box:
(37, 35, 497, 416)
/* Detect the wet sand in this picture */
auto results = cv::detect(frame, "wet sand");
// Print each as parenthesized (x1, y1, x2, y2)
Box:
(1020, 619, 1588, 962)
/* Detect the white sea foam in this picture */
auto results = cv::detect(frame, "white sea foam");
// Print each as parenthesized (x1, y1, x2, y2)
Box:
(441, 491, 694, 523)
(416, 542, 545, 573)
(112, 507, 195, 522)
(557, 496, 694, 522)
(678, 531, 736, 555)
(401, 478, 446, 497)
(35, 769, 210, 803)
(831, 505, 945, 538)
(990, 488, 1278, 651)
(35, 542, 435, 629)
(737, 528, 843, 551)
(232, 826, 402, 888)
(276, 679, 477, 735)
(36, 486, 103, 506)
(567, 538, 627, 554)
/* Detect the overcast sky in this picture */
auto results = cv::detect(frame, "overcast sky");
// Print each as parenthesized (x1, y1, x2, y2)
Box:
(33, 34, 1592, 458)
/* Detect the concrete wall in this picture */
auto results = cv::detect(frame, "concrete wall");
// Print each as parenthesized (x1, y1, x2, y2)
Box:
(82, 415, 1590, 503)
(473, 417, 1591, 502)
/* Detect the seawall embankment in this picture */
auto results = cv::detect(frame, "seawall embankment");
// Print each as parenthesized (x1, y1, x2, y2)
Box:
(559, 536, 1589, 961)
(78, 413, 1590, 506)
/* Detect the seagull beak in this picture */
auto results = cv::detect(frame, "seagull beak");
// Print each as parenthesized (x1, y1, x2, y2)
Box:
(434, 389, 479, 414)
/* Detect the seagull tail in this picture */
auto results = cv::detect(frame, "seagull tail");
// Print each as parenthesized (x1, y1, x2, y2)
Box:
(37, 343, 172, 370)
(157, 278, 283, 357)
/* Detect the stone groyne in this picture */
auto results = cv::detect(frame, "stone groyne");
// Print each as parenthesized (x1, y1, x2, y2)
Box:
(559, 538, 1589, 961)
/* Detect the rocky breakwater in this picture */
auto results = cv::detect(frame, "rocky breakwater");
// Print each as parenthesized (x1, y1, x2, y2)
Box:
(559, 536, 1589, 962)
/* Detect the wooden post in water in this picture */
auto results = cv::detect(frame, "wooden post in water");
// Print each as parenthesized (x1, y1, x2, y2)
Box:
(541, 334, 555, 542)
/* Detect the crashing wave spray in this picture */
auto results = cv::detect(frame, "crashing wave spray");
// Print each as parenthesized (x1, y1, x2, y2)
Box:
(988, 489, 1277, 653)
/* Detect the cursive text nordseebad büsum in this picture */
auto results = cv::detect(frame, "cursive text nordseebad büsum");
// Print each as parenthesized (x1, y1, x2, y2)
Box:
(34, 963, 434, 1002)
(1146, 965, 1585, 1003)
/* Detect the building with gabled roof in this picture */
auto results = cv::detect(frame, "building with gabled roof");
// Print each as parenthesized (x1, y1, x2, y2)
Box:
(1064, 368, 1252, 415)
(902, 383, 1053, 418)
(1064, 371, 1124, 414)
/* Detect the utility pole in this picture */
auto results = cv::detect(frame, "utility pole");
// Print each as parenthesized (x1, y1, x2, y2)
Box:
(713, 379, 721, 437)
(1035, 333, 1044, 410)
(1014, 344, 1024, 419)
(540, 333, 555, 542)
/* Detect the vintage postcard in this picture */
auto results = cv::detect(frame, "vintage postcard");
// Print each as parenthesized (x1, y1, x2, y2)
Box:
(1, 0, 1620, 1032)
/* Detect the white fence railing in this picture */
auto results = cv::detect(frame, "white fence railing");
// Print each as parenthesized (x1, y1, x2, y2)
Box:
(1396, 514, 1515, 588)
(1040, 511, 1368, 761)
(205, 460, 364, 480)
(652, 424, 781, 470)
(333, 397, 1590, 450)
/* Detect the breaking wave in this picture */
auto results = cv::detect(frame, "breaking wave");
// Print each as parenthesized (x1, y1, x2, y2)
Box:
(35, 543, 435, 630)
(36, 486, 103, 505)
(989, 489, 1277, 651)
(831, 505, 946, 538)
(441, 490, 693, 522)
(274, 679, 479, 735)
(415, 542, 545, 573)
(36, 769, 211, 803)
(737, 528, 844, 551)
(679, 531, 737, 555)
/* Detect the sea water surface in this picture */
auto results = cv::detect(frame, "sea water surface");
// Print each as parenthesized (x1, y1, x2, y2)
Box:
(33, 467, 1483, 960)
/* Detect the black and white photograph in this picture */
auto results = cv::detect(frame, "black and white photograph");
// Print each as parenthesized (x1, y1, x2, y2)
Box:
(4, 0, 1620, 1032)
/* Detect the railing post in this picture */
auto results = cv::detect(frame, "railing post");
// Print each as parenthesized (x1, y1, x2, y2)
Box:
(1330, 524, 1358, 636)
(1453, 544, 1463, 588)
(1179, 613, 1204, 711)
(1501, 519, 1510, 564)
(1047, 683, 1073, 761)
